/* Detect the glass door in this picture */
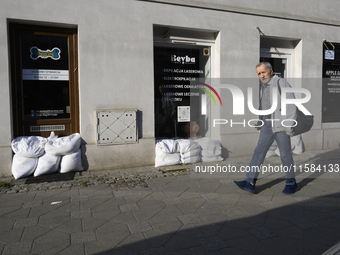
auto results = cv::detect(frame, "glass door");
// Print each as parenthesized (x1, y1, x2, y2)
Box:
(10, 24, 79, 137)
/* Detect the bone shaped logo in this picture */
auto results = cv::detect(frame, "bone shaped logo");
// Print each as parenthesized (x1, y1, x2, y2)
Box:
(30, 46, 61, 60)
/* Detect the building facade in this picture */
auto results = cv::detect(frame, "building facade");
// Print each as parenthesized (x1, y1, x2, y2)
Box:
(1, 0, 340, 177)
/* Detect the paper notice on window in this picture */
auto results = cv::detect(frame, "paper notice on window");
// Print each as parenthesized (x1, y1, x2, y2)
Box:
(22, 69, 69, 81)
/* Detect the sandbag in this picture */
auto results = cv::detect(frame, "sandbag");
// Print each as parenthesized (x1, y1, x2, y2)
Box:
(45, 133, 81, 156)
(201, 155, 224, 162)
(59, 148, 83, 173)
(34, 153, 61, 177)
(12, 154, 38, 179)
(181, 155, 201, 164)
(181, 148, 201, 159)
(200, 149, 222, 158)
(156, 139, 180, 153)
(155, 151, 181, 167)
(176, 139, 200, 154)
(11, 136, 47, 158)
(196, 137, 222, 151)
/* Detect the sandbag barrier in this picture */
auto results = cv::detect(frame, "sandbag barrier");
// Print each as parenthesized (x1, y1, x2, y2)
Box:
(155, 137, 224, 167)
(11, 132, 83, 179)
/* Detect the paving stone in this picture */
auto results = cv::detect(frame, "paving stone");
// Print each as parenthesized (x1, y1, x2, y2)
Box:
(248, 226, 277, 240)
(177, 214, 202, 224)
(113, 189, 132, 197)
(201, 193, 220, 200)
(3, 241, 32, 255)
(221, 207, 245, 218)
(22, 200, 42, 208)
(127, 221, 153, 234)
(329, 211, 340, 219)
(290, 218, 319, 230)
(71, 209, 92, 219)
(14, 217, 38, 228)
(162, 198, 182, 206)
(71, 231, 96, 244)
(71, 195, 89, 202)
(140, 247, 167, 255)
(259, 201, 279, 209)
(119, 203, 141, 212)
(198, 235, 228, 251)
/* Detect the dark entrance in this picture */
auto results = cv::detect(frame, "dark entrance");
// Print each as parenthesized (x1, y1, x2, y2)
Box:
(10, 24, 79, 137)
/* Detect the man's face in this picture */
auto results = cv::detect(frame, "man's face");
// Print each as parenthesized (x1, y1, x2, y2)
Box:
(256, 64, 273, 84)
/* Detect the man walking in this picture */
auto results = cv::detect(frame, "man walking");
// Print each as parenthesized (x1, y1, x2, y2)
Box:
(234, 62, 299, 194)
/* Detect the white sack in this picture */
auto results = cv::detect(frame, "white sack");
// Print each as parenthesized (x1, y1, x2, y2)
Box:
(201, 155, 224, 162)
(155, 139, 180, 154)
(181, 148, 201, 159)
(11, 154, 38, 179)
(34, 153, 61, 177)
(176, 139, 200, 154)
(59, 148, 83, 173)
(45, 133, 81, 156)
(196, 137, 222, 151)
(11, 136, 47, 158)
(155, 150, 181, 167)
(201, 149, 222, 158)
(291, 135, 305, 154)
(181, 155, 201, 164)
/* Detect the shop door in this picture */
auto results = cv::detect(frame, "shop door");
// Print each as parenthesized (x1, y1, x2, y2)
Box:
(10, 24, 79, 137)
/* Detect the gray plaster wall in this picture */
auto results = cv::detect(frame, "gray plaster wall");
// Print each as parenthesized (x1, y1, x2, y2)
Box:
(0, 0, 340, 176)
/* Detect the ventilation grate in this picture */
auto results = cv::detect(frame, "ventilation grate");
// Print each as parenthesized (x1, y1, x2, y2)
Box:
(96, 110, 138, 145)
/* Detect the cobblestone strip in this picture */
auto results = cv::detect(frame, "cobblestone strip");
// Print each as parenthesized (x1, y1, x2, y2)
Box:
(0, 168, 190, 194)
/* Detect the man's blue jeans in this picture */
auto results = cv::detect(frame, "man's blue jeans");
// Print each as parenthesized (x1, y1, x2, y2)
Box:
(245, 118, 296, 185)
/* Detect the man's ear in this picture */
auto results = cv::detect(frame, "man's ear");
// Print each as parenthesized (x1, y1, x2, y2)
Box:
(270, 69, 273, 75)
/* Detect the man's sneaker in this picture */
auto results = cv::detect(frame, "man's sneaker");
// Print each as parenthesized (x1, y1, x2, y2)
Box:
(233, 180, 255, 194)
(282, 183, 299, 194)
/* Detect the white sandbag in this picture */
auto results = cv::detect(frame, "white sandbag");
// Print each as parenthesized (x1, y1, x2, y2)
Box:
(196, 137, 222, 151)
(11, 136, 47, 158)
(59, 148, 83, 173)
(156, 139, 180, 153)
(34, 153, 61, 177)
(181, 155, 201, 164)
(201, 155, 224, 162)
(181, 148, 201, 159)
(201, 149, 222, 158)
(47, 131, 58, 140)
(11, 154, 38, 179)
(155, 150, 181, 167)
(291, 135, 305, 154)
(176, 139, 200, 154)
(45, 133, 81, 156)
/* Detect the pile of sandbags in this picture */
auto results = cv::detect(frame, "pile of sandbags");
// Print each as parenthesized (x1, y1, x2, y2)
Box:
(11, 136, 48, 179)
(11, 132, 83, 179)
(155, 137, 224, 167)
(176, 139, 201, 164)
(155, 139, 181, 167)
(196, 137, 223, 162)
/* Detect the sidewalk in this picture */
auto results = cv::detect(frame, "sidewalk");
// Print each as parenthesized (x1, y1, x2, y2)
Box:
(1, 148, 340, 254)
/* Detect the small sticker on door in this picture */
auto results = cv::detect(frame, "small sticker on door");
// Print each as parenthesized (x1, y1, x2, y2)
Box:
(30, 46, 61, 60)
